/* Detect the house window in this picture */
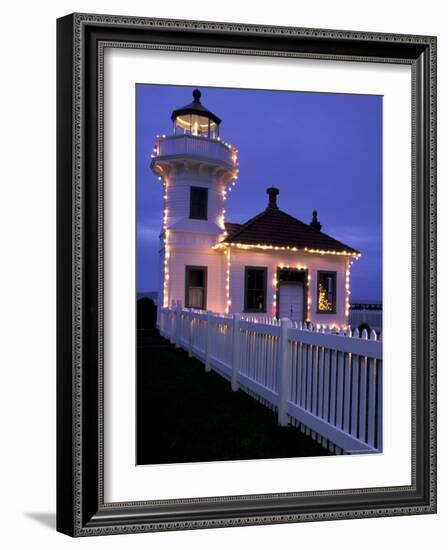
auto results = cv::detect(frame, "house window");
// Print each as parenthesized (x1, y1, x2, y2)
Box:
(316, 271, 337, 313)
(185, 266, 207, 309)
(189, 187, 208, 220)
(244, 267, 267, 312)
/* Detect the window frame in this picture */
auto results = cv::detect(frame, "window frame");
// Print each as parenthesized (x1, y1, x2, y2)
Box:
(244, 266, 268, 313)
(184, 265, 208, 310)
(315, 270, 337, 314)
(189, 186, 208, 220)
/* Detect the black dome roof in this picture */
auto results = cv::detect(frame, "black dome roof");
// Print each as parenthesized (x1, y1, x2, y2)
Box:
(171, 89, 221, 125)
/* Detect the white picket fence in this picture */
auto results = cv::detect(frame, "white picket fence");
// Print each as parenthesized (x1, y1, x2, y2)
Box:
(159, 305, 383, 454)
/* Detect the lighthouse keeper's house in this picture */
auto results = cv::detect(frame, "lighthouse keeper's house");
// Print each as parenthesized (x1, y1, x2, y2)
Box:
(150, 89, 360, 328)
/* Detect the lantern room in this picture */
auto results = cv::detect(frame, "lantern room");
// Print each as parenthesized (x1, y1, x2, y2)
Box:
(171, 89, 221, 139)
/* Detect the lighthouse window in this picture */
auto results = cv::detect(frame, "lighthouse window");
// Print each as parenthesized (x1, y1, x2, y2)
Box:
(185, 266, 207, 310)
(316, 271, 337, 313)
(244, 267, 267, 313)
(189, 187, 208, 220)
(174, 115, 219, 139)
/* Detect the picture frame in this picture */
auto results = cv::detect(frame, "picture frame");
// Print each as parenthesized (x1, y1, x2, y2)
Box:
(56, 13, 437, 536)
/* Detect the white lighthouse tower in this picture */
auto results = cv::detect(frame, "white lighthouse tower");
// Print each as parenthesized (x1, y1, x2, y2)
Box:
(151, 89, 238, 320)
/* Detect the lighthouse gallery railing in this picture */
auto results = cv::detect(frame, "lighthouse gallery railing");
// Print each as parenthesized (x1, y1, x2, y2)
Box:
(155, 134, 235, 166)
(159, 305, 382, 455)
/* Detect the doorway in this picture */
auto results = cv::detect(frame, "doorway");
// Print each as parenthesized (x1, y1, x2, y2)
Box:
(277, 268, 306, 322)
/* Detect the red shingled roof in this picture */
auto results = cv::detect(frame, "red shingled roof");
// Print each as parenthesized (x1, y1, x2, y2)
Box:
(223, 208, 359, 255)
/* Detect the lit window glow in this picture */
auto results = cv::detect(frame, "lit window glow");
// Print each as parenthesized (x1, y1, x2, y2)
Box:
(318, 283, 333, 312)
(316, 272, 336, 314)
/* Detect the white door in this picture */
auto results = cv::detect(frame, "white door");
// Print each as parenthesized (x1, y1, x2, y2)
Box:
(279, 284, 304, 322)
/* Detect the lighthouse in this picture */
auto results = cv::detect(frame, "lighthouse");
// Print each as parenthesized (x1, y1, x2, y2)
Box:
(151, 88, 360, 328)
(151, 89, 239, 318)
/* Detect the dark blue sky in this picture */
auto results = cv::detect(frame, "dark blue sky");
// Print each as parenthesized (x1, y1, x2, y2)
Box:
(136, 84, 382, 302)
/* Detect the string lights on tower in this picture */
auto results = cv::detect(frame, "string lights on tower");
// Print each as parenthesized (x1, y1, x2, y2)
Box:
(345, 258, 353, 321)
(306, 271, 312, 322)
(225, 248, 232, 314)
(161, 178, 170, 308)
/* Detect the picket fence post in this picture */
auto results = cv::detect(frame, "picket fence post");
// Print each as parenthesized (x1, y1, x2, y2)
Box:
(159, 309, 164, 337)
(278, 318, 292, 426)
(188, 309, 193, 357)
(205, 311, 212, 372)
(231, 313, 241, 391)
(175, 301, 182, 348)
(169, 299, 176, 344)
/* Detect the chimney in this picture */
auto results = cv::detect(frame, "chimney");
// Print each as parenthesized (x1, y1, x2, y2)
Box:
(266, 187, 279, 209)
(310, 210, 322, 231)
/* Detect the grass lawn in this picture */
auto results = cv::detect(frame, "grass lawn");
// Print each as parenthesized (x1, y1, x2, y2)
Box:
(137, 328, 333, 464)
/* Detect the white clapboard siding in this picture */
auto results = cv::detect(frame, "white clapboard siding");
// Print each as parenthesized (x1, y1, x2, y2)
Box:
(160, 306, 383, 454)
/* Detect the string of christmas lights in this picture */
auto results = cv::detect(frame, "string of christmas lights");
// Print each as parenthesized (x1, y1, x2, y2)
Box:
(162, 179, 170, 308)
(306, 271, 312, 322)
(225, 248, 231, 314)
(345, 258, 353, 319)
(213, 241, 361, 259)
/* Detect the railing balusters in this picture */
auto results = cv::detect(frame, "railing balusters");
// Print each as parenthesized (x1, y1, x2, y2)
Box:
(358, 356, 368, 442)
(323, 347, 331, 423)
(329, 350, 337, 427)
(343, 352, 352, 433)
(291, 341, 297, 403)
(306, 344, 312, 413)
(311, 346, 319, 441)
(376, 360, 383, 451)
(367, 357, 377, 448)
(350, 355, 360, 440)
(336, 351, 344, 431)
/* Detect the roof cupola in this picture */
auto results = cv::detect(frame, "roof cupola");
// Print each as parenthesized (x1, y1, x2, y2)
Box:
(266, 187, 279, 210)
(310, 210, 322, 231)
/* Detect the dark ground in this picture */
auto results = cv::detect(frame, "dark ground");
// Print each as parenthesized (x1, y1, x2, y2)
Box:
(136, 328, 333, 464)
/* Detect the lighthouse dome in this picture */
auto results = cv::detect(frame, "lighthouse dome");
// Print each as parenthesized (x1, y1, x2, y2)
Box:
(171, 89, 221, 139)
